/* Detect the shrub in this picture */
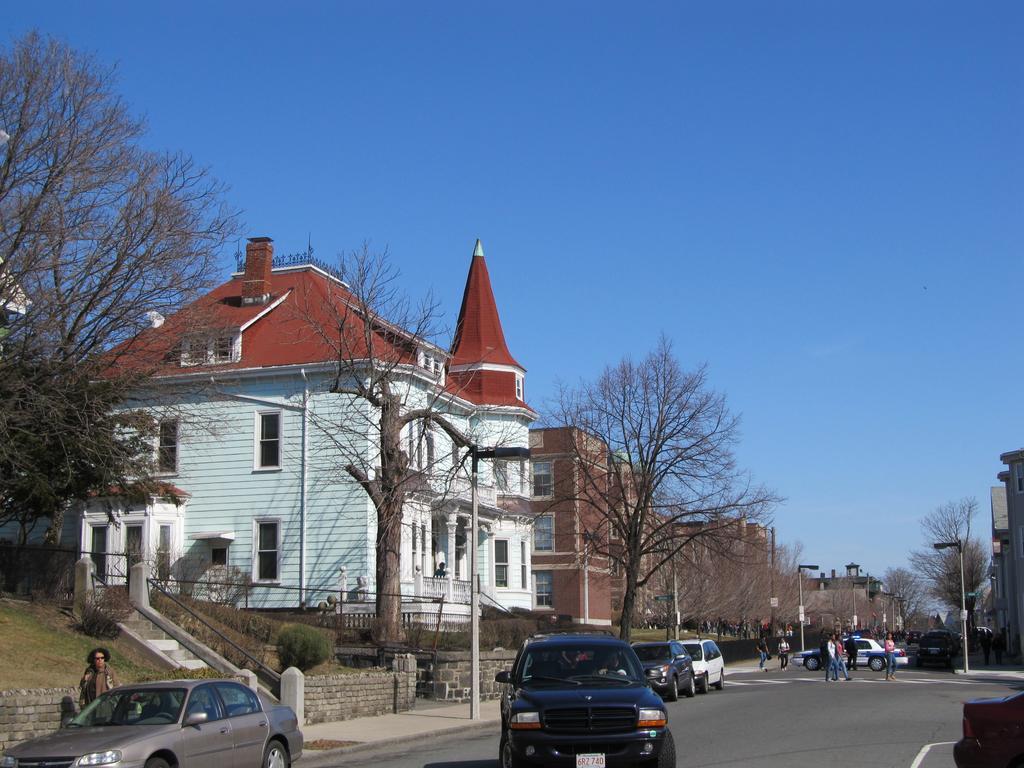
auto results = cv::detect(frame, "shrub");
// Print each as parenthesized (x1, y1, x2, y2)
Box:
(75, 589, 131, 639)
(276, 624, 331, 671)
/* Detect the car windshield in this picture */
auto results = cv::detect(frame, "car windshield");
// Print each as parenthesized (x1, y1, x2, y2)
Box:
(521, 644, 644, 685)
(70, 688, 186, 727)
(633, 645, 673, 662)
(682, 643, 703, 660)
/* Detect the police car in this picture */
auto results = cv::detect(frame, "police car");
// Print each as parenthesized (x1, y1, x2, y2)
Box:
(794, 636, 908, 672)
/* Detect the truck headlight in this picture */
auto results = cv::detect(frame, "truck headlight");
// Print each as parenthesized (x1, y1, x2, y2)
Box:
(77, 751, 122, 766)
(2, 755, 18, 768)
(638, 708, 667, 727)
(510, 711, 541, 730)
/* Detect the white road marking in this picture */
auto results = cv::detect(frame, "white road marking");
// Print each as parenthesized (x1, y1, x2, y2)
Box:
(909, 741, 956, 768)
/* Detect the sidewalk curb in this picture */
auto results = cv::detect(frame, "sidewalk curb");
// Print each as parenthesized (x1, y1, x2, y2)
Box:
(299, 718, 500, 766)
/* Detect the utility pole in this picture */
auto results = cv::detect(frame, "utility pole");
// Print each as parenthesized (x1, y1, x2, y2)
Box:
(769, 527, 776, 636)
(672, 560, 679, 641)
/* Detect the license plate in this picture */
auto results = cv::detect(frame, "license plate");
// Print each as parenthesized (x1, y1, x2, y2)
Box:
(576, 754, 606, 768)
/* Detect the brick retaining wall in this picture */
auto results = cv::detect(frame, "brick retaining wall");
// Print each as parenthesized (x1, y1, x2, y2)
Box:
(0, 687, 76, 750)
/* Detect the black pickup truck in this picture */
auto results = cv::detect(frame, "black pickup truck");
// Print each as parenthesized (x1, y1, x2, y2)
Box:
(916, 630, 957, 669)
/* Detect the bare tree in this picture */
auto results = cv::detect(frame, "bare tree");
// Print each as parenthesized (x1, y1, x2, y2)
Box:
(292, 244, 500, 644)
(910, 498, 988, 629)
(549, 336, 779, 641)
(0, 32, 237, 543)
(883, 567, 925, 628)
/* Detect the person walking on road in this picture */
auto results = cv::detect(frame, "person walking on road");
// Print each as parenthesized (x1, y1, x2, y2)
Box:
(845, 635, 858, 671)
(758, 636, 769, 671)
(884, 632, 897, 680)
(830, 634, 850, 681)
(778, 637, 790, 670)
(820, 634, 832, 681)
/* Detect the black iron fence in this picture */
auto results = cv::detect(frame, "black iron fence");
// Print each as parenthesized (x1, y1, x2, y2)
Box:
(0, 544, 133, 600)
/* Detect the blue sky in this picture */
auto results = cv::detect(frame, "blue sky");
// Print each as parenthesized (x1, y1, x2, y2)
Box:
(6, 2, 1022, 584)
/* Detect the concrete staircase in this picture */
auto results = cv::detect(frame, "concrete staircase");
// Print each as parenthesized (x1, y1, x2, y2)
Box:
(122, 613, 208, 670)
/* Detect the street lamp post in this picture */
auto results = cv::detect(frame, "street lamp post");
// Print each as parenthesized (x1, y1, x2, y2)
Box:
(934, 540, 969, 674)
(470, 444, 530, 720)
(797, 563, 819, 652)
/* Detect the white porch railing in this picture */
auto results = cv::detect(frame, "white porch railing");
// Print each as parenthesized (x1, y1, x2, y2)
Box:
(449, 476, 497, 507)
(420, 575, 471, 604)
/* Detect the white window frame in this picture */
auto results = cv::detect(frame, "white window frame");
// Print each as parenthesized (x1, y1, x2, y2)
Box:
(521, 541, 527, 589)
(494, 539, 509, 588)
(534, 515, 554, 552)
(535, 570, 553, 608)
(254, 518, 281, 583)
(515, 374, 524, 401)
(495, 461, 509, 492)
(532, 460, 554, 498)
(254, 410, 282, 471)
(156, 418, 179, 475)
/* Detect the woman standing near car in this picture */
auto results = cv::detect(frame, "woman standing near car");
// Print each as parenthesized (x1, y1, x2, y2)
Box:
(884, 632, 897, 680)
(79, 647, 118, 706)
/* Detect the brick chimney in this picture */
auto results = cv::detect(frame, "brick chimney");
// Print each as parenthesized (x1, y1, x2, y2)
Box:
(242, 237, 273, 304)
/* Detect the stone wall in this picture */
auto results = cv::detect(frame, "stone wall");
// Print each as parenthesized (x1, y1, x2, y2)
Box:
(0, 687, 76, 750)
(426, 649, 517, 702)
(302, 655, 417, 725)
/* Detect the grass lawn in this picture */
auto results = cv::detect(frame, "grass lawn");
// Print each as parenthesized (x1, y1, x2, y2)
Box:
(0, 598, 164, 690)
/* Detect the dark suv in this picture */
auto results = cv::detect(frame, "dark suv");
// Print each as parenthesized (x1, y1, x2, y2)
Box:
(632, 641, 696, 701)
(916, 630, 957, 669)
(495, 633, 676, 768)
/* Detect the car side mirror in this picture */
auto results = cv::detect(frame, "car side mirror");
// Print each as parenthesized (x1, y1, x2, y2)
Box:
(184, 711, 208, 727)
(676, 654, 688, 660)
(495, 670, 511, 684)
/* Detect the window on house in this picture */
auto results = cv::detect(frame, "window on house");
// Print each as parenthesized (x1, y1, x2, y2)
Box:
(495, 540, 509, 588)
(214, 336, 237, 364)
(90, 526, 108, 581)
(256, 521, 279, 581)
(425, 428, 435, 467)
(1016, 463, 1024, 494)
(211, 546, 228, 567)
(535, 571, 553, 607)
(521, 541, 527, 588)
(519, 459, 527, 494)
(532, 461, 553, 497)
(157, 419, 178, 474)
(534, 515, 553, 551)
(515, 375, 524, 401)
(452, 442, 460, 470)
(609, 557, 619, 577)
(257, 412, 281, 469)
(495, 461, 509, 492)
(157, 524, 172, 580)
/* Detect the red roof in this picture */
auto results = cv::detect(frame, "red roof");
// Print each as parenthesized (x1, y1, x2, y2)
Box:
(449, 243, 523, 370)
(110, 267, 418, 376)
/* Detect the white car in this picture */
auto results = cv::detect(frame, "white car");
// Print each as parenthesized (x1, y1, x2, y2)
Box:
(681, 639, 726, 693)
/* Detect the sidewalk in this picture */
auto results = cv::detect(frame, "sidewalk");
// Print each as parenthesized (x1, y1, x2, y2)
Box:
(299, 699, 501, 766)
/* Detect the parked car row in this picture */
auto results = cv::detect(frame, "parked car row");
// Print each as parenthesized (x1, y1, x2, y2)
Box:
(631, 639, 727, 700)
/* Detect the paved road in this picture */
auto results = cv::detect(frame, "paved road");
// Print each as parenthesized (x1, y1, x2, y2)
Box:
(317, 668, 1022, 768)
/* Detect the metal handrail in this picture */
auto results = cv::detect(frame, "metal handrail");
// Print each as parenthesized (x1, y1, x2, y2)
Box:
(146, 577, 281, 686)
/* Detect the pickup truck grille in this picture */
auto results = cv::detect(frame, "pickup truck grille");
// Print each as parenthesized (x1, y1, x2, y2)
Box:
(545, 707, 636, 732)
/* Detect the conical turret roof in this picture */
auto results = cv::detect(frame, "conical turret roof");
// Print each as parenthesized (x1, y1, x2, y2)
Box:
(450, 239, 522, 369)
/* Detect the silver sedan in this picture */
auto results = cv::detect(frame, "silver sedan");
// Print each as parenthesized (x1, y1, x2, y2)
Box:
(1, 679, 302, 768)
